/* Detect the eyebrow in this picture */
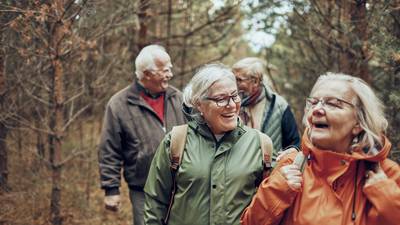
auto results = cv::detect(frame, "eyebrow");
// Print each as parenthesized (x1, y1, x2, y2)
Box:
(209, 90, 238, 98)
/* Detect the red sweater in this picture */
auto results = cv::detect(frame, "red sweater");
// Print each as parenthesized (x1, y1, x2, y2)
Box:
(140, 92, 165, 123)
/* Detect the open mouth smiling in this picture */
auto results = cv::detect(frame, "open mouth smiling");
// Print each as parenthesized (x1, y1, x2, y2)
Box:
(221, 113, 236, 119)
(313, 121, 329, 129)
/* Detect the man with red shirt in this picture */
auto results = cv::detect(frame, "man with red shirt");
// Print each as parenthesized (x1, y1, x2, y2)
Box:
(98, 44, 186, 225)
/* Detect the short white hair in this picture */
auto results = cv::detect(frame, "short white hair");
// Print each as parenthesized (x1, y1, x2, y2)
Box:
(232, 57, 265, 81)
(135, 44, 171, 79)
(183, 63, 236, 109)
(303, 72, 388, 152)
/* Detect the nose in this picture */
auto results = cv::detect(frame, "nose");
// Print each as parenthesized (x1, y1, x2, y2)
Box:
(237, 82, 245, 89)
(165, 71, 173, 79)
(312, 103, 325, 116)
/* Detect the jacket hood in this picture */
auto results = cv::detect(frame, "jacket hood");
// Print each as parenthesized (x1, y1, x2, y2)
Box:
(301, 128, 391, 163)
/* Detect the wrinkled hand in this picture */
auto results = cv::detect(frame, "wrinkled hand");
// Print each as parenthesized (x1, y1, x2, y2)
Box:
(104, 195, 121, 212)
(364, 165, 388, 188)
(280, 164, 302, 190)
(276, 147, 298, 162)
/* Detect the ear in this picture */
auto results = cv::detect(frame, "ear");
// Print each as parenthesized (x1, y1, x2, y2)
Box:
(352, 123, 363, 136)
(253, 77, 260, 84)
(143, 70, 152, 80)
(196, 101, 203, 112)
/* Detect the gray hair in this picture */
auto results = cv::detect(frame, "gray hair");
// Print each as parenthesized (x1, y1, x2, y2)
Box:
(232, 57, 265, 81)
(183, 63, 236, 109)
(303, 72, 388, 152)
(135, 44, 171, 79)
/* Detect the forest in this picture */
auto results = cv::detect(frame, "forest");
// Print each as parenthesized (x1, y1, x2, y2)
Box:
(0, 0, 399, 224)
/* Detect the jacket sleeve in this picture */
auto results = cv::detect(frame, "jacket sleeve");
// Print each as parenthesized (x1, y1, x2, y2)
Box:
(98, 103, 123, 193)
(363, 159, 400, 225)
(281, 106, 300, 149)
(144, 134, 173, 225)
(241, 152, 299, 225)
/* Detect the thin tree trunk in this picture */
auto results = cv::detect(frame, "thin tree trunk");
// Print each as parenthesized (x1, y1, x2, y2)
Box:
(0, 123, 8, 194)
(85, 119, 94, 209)
(338, 0, 352, 74)
(338, 0, 370, 82)
(137, 0, 149, 50)
(166, 0, 173, 51)
(0, 45, 9, 194)
(350, 0, 370, 83)
(49, 1, 65, 224)
(179, 2, 191, 89)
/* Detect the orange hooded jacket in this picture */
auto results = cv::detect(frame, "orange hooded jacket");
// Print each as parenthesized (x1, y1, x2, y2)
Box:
(241, 132, 400, 225)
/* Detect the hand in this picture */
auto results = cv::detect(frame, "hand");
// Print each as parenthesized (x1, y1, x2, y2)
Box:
(364, 164, 388, 188)
(104, 195, 121, 212)
(276, 147, 298, 162)
(280, 164, 302, 190)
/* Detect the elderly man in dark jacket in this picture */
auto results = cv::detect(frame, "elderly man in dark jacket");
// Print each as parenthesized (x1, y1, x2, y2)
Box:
(98, 44, 186, 225)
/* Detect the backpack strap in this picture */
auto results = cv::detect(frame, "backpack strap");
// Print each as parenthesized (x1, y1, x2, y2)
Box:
(162, 124, 188, 225)
(169, 124, 188, 170)
(257, 131, 273, 179)
(293, 151, 308, 173)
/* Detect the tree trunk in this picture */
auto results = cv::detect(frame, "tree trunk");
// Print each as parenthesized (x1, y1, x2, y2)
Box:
(339, 0, 370, 82)
(179, 1, 191, 89)
(0, 48, 9, 194)
(350, 0, 370, 83)
(137, 0, 149, 50)
(85, 119, 94, 211)
(0, 123, 8, 194)
(49, 1, 65, 224)
(166, 0, 173, 51)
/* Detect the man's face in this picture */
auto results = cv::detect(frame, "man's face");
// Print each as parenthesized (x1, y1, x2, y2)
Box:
(142, 56, 173, 94)
(233, 70, 260, 98)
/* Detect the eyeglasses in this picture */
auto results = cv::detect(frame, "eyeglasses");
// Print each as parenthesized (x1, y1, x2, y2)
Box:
(204, 94, 241, 107)
(306, 97, 355, 110)
(148, 66, 173, 76)
(236, 77, 252, 83)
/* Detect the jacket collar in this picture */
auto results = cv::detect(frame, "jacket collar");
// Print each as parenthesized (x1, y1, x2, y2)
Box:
(301, 129, 391, 162)
(301, 129, 391, 179)
(263, 84, 274, 101)
(187, 119, 246, 144)
(126, 81, 178, 105)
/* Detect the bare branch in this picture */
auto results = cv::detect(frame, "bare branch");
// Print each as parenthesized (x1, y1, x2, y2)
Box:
(62, 104, 90, 132)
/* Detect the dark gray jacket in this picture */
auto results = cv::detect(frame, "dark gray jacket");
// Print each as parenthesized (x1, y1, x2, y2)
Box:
(98, 82, 186, 194)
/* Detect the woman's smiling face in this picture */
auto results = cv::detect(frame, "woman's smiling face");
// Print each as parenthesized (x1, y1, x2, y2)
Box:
(306, 80, 362, 152)
(198, 78, 240, 135)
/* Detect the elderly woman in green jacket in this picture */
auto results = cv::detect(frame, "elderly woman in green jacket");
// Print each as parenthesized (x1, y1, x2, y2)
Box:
(143, 63, 273, 225)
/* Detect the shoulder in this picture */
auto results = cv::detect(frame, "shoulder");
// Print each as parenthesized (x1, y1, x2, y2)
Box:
(272, 93, 289, 110)
(243, 126, 273, 152)
(166, 85, 183, 97)
(106, 85, 131, 109)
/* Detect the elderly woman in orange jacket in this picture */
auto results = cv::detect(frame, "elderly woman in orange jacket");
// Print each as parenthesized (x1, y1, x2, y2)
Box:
(241, 72, 400, 225)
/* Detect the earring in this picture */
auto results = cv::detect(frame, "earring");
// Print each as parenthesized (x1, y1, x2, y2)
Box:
(352, 136, 359, 145)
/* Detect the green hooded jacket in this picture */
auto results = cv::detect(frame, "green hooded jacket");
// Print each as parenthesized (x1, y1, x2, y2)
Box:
(144, 120, 265, 225)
